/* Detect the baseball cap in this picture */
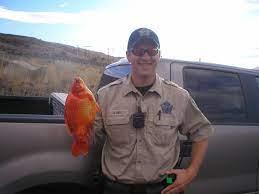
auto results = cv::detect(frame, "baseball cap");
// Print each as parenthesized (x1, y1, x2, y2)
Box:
(127, 28, 160, 51)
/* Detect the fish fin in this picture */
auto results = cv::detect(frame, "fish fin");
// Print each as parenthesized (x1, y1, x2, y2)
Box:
(64, 97, 75, 134)
(97, 104, 101, 112)
(85, 92, 94, 101)
(95, 103, 101, 112)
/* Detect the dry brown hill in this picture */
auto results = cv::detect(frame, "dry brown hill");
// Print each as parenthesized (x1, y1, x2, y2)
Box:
(0, 33, 119, 96)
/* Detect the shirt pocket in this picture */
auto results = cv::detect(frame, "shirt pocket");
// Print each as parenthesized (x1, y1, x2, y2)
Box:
(148, 113, 178, 146)
(105, 115, 131, 146)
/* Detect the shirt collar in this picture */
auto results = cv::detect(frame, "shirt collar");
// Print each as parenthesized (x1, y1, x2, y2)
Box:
(122, 74, 138, 96)
(122, 74, 162, 97)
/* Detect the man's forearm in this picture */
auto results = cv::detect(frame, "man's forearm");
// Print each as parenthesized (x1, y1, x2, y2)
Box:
(187, 139, 209, 175)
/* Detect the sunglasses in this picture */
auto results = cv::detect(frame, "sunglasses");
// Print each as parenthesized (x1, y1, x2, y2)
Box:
(130, 48, 160, 57)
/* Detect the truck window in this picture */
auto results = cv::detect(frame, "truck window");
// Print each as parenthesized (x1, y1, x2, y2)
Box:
(256, 77, 259, 121)
(183, 68, 247, 124)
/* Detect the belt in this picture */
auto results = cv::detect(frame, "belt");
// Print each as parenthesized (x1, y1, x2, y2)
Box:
(104, 177, 165, 194)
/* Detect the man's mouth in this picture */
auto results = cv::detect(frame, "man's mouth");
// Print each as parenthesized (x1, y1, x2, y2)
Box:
(138, 62, 152, 66)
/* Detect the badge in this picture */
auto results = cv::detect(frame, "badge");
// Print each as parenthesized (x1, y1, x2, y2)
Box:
(161, 101, 173, 114)
(138, 28, 151, 37)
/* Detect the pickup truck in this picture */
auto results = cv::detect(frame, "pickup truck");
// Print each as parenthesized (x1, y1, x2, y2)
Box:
(0, 93, 101, 194)
(1, 58, 259, 194)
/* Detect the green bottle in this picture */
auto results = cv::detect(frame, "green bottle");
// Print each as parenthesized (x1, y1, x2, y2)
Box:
(166, 173, 177, 185)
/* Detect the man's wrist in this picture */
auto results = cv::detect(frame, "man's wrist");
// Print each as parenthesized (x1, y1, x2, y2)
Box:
(186, 165, 199, 178)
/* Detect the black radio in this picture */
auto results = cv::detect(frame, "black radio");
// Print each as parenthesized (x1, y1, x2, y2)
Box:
(132, 106, 145, 129)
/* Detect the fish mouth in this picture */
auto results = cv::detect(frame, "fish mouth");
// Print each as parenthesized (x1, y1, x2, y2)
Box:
(74, 84, 84, 92)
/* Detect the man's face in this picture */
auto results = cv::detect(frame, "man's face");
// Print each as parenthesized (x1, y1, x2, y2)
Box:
(126, 40, 160, 78)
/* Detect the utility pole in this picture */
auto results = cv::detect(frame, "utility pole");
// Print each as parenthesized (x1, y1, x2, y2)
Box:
(76, 45, 79, 57)
(107, 48, 110, 63)
(82, 46, 92, 59)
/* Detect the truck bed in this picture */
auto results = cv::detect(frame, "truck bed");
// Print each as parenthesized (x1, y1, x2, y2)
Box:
(0, 93, 67, 115)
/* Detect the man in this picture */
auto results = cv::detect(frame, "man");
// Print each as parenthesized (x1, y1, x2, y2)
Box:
(93, 27, 214, 194)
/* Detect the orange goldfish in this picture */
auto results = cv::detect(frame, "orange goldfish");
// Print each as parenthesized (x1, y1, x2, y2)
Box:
(64, 77, 100, 156)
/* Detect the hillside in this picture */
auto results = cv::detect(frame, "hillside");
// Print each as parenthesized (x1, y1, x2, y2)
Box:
(0, 33, 118, 96)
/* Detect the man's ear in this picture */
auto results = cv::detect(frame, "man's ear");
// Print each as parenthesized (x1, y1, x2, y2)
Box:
(126, 51, 131, 62)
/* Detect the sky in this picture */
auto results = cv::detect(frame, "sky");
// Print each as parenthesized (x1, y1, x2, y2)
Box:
(0, 0, 259, 69)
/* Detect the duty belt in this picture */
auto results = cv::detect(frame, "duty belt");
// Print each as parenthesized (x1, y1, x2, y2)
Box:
(104, 177, 165, 194)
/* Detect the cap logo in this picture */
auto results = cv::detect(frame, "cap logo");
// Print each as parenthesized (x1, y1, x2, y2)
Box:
(138, 28, 151, 37)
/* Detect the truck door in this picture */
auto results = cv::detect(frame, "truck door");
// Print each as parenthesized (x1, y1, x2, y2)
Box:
(179, 66, 258, 193)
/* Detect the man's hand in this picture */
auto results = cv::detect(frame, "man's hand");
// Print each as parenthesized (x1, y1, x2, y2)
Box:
(161, 139, 209, 194)
(161, 167, 197, 194)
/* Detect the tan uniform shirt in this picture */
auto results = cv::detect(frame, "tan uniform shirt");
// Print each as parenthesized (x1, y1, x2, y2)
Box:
(94, 74, 213, 184)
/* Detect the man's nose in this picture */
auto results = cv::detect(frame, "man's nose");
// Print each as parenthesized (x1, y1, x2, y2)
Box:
(141, 50, 151, 58)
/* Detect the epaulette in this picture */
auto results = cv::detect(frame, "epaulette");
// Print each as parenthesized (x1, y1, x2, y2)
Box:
(109, 78, 123, 86)
(162, 79, 180, 88)
(99, 77, 124, 91)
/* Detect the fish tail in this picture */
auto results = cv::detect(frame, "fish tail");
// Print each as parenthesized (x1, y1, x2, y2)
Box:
(71, 141, 81, 157)
(71, 135, 90, 156)
(72, 142, 89, 156)
(79, 142, 89, 155)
